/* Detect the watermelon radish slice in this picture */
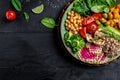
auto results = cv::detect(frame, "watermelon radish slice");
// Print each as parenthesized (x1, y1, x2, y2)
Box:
(79, 44, 106, 62)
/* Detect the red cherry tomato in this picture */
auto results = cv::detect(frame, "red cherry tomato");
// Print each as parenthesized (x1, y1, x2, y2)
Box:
(92, 13, 102, 20)
(82, 16, 94, 26)
(6, 10, 16, 21)
(86, 22, 98, 34)
(79, 27, 86, 39)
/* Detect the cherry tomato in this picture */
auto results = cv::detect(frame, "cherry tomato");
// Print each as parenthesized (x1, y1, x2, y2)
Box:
(82, 16, 94, 26)
(92, 13, 102, 20)
(86, 22, 98, 34)
(79, 27, 86, 39)
(6, 10, 16, 21)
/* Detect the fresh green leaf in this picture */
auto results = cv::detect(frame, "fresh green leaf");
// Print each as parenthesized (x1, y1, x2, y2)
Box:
(41, 18, 56, 28)
(11, 0, 22, 12)
(91, 5, 109, 13)
(106, 0, 117, 7)
(73, 0, 91, 16)
(99, 24, 120, 41)
(23, 12, 30, 22)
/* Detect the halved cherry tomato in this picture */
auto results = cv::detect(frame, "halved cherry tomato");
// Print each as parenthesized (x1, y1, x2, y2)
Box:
(79, 27, 86, 39)
(82, 16, 94, 26)
(86, 22, 98, 34)
(92, 13, 102, 20)
(6, 10, 16, 21)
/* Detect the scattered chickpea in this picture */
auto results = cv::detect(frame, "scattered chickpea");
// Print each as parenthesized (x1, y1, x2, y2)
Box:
(65, 10, 83, 34)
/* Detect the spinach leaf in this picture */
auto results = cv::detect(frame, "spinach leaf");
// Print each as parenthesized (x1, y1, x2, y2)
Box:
(41, 18, 56, 28)
(73, 0, 91, 16)
(106, 0, 117, 7)
(11, 0, 22, 12)
(24, 12, 30, 22)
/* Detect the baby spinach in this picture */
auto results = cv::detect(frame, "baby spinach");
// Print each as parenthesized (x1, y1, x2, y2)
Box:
(73, 0, 91, 16)
(11, 0, 22, 12)
(41, 18, 56, 28)
(24, 12, 30, 22)
(106, 0, 117, 7)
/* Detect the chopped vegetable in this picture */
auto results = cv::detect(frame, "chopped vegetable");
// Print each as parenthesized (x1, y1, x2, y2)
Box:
(79, 44, 105, 61)
(64, 31, 73, 41)
(82, 16, 94, 26)
(11, 0, 22, 12)
(92, 13, 102, 20)
(80, 48, 97, 60)
(23, 12, 30, 22)
(41, 18, 56, 28)
(99, 24, 120, 41)
(86, 22, 98, 34)
(64, 32, 86, 54)
(32, 4, 44, 14)
(79, 27, 86, 39)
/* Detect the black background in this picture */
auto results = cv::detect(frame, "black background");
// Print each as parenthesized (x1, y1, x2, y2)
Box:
(0, 0, 120, 80)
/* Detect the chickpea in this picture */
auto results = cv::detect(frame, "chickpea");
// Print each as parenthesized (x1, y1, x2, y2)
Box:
(66, 19, 69, 23)
(73, 28, 76, 31)
(73, 17, 77, 20)
(79, 27, 82, 30)
(71, 11, 74, 14)
(75, 12, 78, 16)
(76, 27, 79, 31)
(70, 18, 74, 23)
(68, 24, 71, 28)
(66, 27, 69, 30)
(68, 12, 71, 16)
(67, 16, 71, 20)
(74, 20, 77, 24)
(71, 13, 74, 17)
(65, 11, 83, 34)
(74, 31, 78, 34)
(65, 23, 68, 27)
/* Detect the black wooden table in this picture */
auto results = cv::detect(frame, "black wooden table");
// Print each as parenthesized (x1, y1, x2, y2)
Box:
(0, 0, 120, 80)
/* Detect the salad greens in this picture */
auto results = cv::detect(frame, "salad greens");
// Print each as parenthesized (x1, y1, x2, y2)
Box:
(73, 0, 117, 16)
(11, 0, 22, 12)
(24, 12, 30, 22)
(73, 0, 91, 16)
(41, 18, 56, 28)
(99, 24, 120, 41)
(106, 0, 117, 7)
(64, 32, 86, 54)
